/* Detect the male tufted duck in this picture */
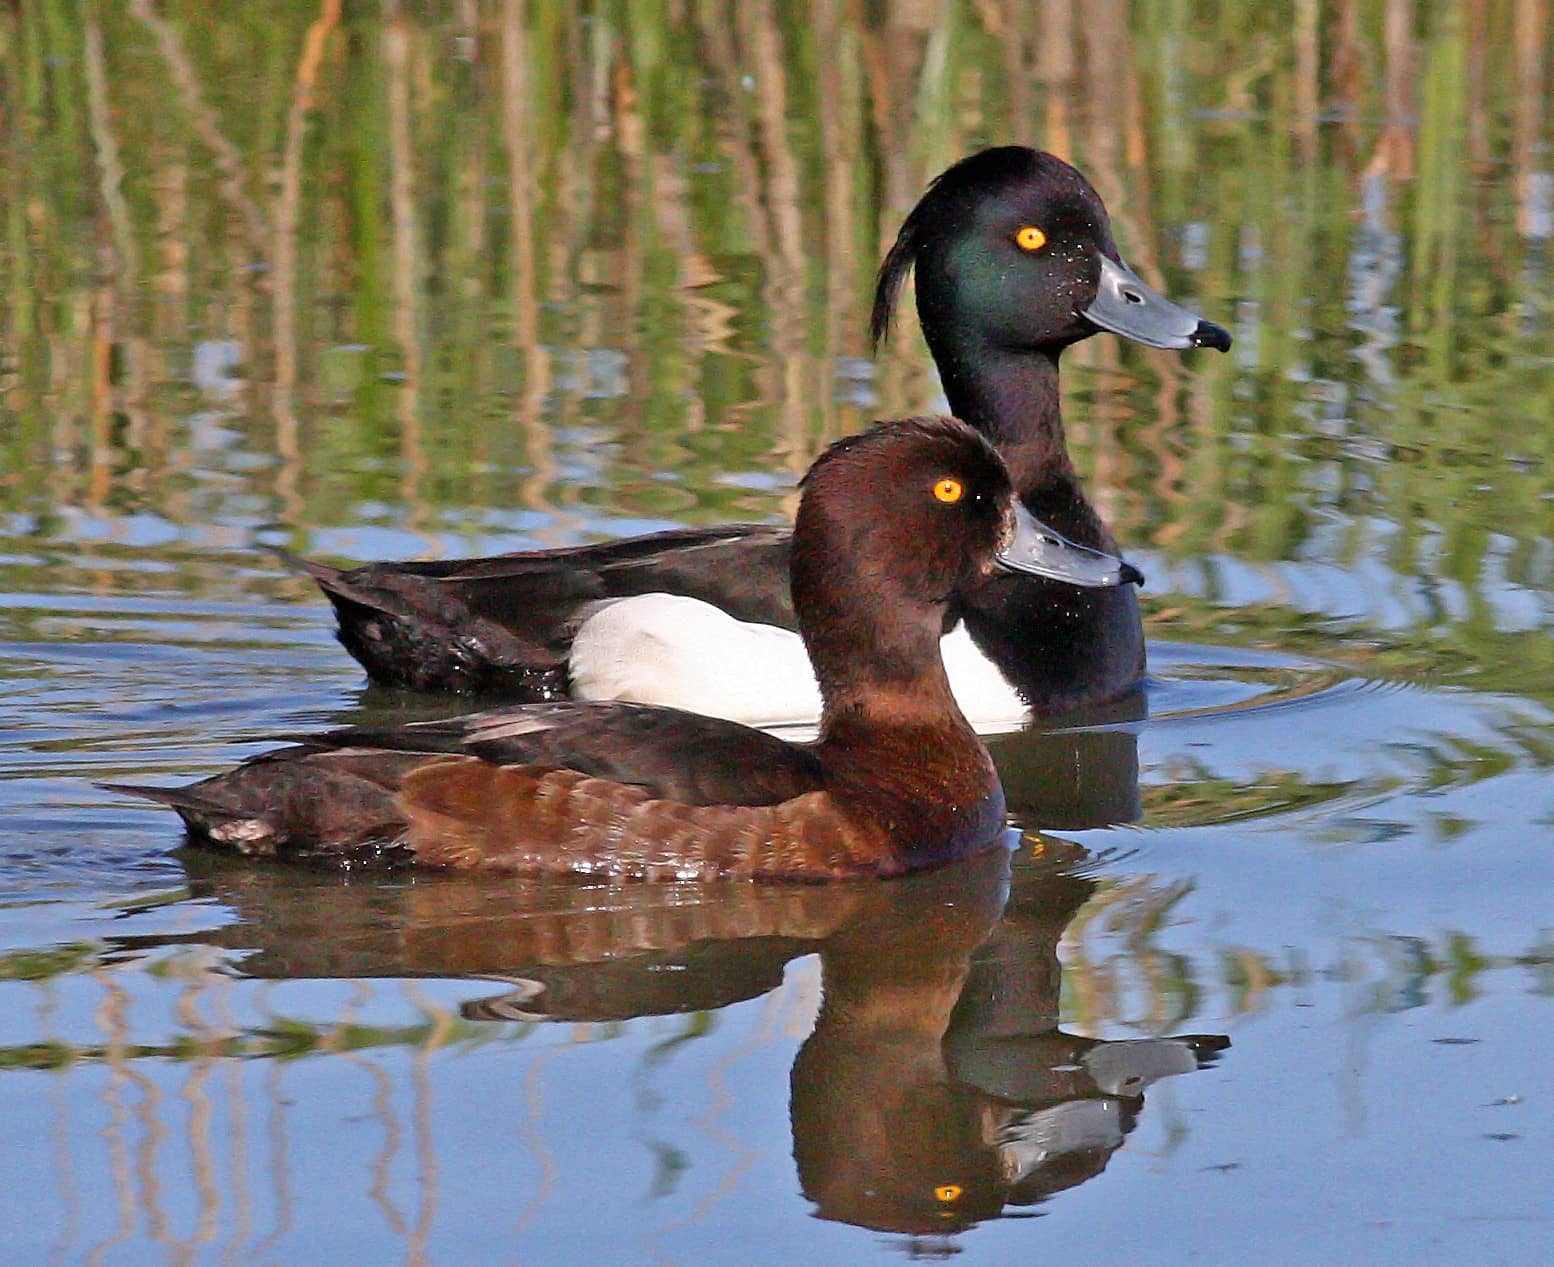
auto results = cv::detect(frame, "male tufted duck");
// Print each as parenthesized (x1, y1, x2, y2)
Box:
(108, 418, 1136, 880)
(302, 148, 1229, 724)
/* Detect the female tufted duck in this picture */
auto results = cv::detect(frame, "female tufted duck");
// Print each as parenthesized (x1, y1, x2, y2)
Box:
(108, 418, 1136, 880)
(303, 147, 1229, 724)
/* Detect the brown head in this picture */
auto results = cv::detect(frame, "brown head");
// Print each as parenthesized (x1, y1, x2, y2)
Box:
(790, 417, 1018, 717)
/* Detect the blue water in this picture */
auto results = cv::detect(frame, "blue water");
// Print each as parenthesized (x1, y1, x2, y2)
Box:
(5, 5, 1554, 1258)
(4, 535, 1551, 1262)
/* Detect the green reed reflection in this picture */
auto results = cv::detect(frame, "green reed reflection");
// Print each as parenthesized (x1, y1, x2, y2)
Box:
(2, 847, 1550, 1074)
(1, 0, 1551, 690)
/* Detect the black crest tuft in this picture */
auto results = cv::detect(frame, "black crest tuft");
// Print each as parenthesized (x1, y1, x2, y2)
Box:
(870, 147, 1054, 350)
(869, 209, 924, 351)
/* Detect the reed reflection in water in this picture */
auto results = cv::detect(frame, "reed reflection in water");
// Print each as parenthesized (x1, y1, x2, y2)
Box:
(4, 0, 1552, 710)
(2, 840, 1233, 1258)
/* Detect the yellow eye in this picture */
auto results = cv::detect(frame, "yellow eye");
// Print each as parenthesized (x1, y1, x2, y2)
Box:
(933, 478, 963, 504)
(935, 1184, 963, 1203)
(1015, 225, 1047, 252)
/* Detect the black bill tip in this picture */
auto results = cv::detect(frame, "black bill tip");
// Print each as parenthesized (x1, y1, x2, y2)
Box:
(1189, 319, 1233, 352)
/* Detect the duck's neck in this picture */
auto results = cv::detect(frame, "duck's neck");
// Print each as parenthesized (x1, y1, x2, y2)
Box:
(791, 551, 1005, 857)
(816, 651, 999, 814)
(925, 329, 1074, 494)
(805, 599, 980, 758)
(818, 661, 965, 740)
(816, 672, 1005, 868)
(803, 586, 952, 709)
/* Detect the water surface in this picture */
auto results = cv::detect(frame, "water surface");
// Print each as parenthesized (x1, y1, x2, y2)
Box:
(2, 4, 1553, 1263)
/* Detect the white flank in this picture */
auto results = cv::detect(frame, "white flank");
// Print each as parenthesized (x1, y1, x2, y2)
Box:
(569, 593, 1029, 731)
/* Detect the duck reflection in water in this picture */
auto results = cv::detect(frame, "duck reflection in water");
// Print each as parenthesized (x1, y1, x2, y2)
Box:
(160, 838, 1226, 1238)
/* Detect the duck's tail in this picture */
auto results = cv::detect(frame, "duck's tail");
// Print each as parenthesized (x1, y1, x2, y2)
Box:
(99, 748, 422, 867)
(100, 779, 287, 855)
(275, 549, 571, 699)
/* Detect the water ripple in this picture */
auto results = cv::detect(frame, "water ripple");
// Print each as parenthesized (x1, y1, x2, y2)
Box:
(1122, 642, 1554, 834)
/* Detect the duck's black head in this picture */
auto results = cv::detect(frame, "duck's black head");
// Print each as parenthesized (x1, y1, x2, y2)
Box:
(872, 146, 1232, 359)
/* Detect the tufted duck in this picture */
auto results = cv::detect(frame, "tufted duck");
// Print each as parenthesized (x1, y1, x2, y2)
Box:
(302, 148, 1229, 723)
(108, 418, 1136, 880)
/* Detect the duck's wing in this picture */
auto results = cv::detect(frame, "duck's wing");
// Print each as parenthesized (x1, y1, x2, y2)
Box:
(293, 523, 794, 698)
(311, 700, 825, 807)
(103, 702, 832, 870)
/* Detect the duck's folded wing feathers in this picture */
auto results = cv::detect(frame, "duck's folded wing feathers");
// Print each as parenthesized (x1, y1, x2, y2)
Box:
(298, 701, 826, 807)
(291, 524, 795, 697)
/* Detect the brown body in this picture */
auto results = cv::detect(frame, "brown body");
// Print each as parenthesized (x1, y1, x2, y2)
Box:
(401, 718, 1002, 880)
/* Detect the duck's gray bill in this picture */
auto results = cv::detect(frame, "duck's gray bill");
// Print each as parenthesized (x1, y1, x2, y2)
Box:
(997, 502, 1144, 589)
(1083, 254, 1232, 352)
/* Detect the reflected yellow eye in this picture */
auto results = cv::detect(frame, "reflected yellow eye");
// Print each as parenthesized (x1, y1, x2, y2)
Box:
(1015, 225, 1047, 252)
(935, 1184, 963, 1203)
(933, 478, 963, 504)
